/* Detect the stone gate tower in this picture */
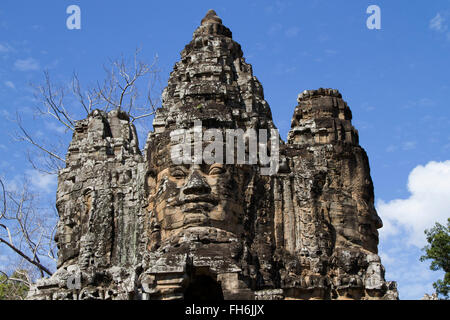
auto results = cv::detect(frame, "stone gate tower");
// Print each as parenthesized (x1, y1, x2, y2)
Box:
(28, 10, 397, 300)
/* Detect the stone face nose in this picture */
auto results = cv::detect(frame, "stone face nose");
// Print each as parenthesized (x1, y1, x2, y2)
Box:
(182, 171, 211, 195)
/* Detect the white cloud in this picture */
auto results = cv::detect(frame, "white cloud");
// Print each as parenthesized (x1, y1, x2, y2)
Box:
(378, 244, 443, 299)
(377, 160, 450, 247)
(285, 27, 300, 38)
(3, 175, 20, 194)
(0, 254, 9, 271)
(267, 23, 282, 36)
(4, 80, 15, 89)
(402, 141, 416, 151)
(378, 251, 396, 266)
(45, 121, 67, 134)
(265, 1, 287, 15)
(430, 12, 450, 41)
(0, 160, 11, 169)
(32, 25, 44, 31)
(268, 25, 300, 38)
(26, 169, 57, 194)
(386, 145, 397, 153)
(14, 57, 40, 71)
(273, 62, 297, 75)
(404, 97, 435, 109)
(0, 43, 12, 53)
(361, 101, 376, 112)
(430, 13, 447, 32)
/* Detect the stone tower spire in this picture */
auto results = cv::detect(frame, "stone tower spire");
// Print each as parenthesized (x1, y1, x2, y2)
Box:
(152, 9, 274, 137)
(201, 10, 223, 26)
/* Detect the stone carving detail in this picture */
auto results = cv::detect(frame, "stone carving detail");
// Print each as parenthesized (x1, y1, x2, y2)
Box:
(27, 10, 397, 300)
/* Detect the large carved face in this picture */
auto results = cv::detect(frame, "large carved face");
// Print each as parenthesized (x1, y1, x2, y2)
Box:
(147, 141, 249, 244)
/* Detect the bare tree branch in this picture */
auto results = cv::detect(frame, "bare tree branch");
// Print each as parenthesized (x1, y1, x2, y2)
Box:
(33, 71, 76, 131)
(0, 178, 6, 220)
(0, 237, 52, 276)
(16, 49, 160, 175)
(0, 177, 54, 278)
(94, 48, 160, 121)
(15, 114, 65, 164)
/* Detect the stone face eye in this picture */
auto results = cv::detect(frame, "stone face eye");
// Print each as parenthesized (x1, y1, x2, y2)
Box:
(208, 165, 225, 176)
(171, 169, 186, 179)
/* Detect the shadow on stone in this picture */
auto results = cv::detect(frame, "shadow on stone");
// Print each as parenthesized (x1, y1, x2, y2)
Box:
(184, 275, 224, 301)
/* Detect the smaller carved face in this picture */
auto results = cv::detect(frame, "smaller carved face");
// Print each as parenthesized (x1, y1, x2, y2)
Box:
(147, 161, 247, 243)
(357, 211, 382, 253)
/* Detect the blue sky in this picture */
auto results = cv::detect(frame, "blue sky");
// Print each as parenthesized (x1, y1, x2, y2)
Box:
(0, 0, 449, 299)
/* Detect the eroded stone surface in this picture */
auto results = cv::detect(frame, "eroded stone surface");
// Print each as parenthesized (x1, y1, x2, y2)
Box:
(27, 10, 397, 300)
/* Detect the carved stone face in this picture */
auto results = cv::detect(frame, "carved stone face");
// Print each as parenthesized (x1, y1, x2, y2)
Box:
(357, 209, 382, 253)
(147, 142, 248, 244)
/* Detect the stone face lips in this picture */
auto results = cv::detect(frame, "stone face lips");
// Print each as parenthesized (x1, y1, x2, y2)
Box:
(27, 10, 397, 300)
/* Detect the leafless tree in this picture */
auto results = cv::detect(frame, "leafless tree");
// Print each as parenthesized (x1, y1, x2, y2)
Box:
(93, 49, 160, 122)
(16, 49, 161, 175)
(0, 176, 57, 283)
(15, 113, 66, 175)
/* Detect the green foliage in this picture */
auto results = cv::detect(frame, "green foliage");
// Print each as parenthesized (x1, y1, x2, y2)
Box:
(420, 218, 450, 299)
(0, 271, 29, 300)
